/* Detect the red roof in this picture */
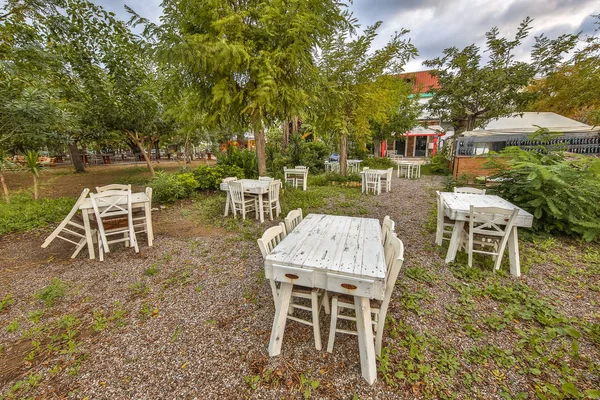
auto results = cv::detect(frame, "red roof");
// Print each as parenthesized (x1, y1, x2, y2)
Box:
(398, 70, 440, 94)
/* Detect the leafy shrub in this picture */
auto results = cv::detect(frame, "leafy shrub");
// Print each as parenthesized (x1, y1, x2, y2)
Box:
(217, 146, 258, 179)
(192, 165, 245, 190)
(486, 147, 600, 241)
(0, 193, 75, 235)
(362, 157, 397, 170)
(35, 278, 67, 306)
(429, 144, 451, 175)
(150, 171, 198, 203)
(300, 141, 329, 172)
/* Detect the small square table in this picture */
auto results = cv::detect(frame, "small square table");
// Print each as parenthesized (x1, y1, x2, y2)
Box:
(441, 192, 534, 277)
(219, 179, 271, 223)
(265, 214, 386, 384)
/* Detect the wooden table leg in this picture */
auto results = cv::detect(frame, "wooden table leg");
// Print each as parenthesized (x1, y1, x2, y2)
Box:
(258, 193, 265, 223)
(507, 227, 521, 277)
(268, 283, 293, 356)
(144, 201, 153, 246)
(354, 296, 377, 385)
(82, 209, 95, 259)
(361, 175, 365, 193)
(224, 191, 230, 216)
(445, 220, 465, 263)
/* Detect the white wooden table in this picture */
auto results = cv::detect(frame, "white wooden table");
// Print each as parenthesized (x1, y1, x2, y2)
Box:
(219, 179, 270, 223)
(397, 162, 420, 178)
(79, 192, 152, 260)
(347, 159, 362, 173)
(359, 169, 387, 194)
(265, 214, 386, 384)
(283, 168, 309, 191)
(442, 193, 533, 277)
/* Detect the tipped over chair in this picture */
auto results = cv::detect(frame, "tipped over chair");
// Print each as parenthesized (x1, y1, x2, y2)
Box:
(284, 208, 303, 233)
(41, 188, 95, 258)
(257, 223, 330, 350)
(90, 188, 139, 261)
(461, 206, 519, 270)
(435, 191, 455, 246)
(454, 187, 486, 195)
(96, 184, 131, 193)
(327, 234, 404, 356)
(228, 181, 258, 220)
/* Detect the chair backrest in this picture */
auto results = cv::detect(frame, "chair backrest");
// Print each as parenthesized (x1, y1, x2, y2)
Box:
(89, 189, 132, 219)
(145, 186, 153, 201)
(469, 206, 519, 238)
(295, 166, 307, 170)
(379, 235, 404, 328)
(96, 184, 131, 193)
(259, 176, 274, 181)
(268, 179, 282, 203)
(365, 170, 379, 185)
(363, 167, 369, 171)
(284, 208, 303, 233)
(41, 188, 90, 248)
(381, 216, 395, 245)
(436, 190, 446, 226)
(257, 222, 287, 258)
(222, 177, 237, 183)
(228, 181, 245, 204)
(386, 167, 393, 180)
(454, 187, 486, 195)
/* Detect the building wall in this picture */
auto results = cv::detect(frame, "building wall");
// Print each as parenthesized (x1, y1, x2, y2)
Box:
(406, 136, 415, 157)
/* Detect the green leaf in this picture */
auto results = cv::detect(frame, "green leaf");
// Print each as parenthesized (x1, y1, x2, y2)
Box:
(586, 389, 600, 399)
(563, 326, 581, 339)
(529, 368, 542, 375)
(561, 382, 581, 397)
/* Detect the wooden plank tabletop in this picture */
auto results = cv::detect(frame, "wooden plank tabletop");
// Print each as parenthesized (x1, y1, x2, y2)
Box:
(359, 169, 387, 175)
(441, 192, 533, 227)
(265, 214, 386, 280)
(79, 192, 149, 210)
(219, 179, 270, 192)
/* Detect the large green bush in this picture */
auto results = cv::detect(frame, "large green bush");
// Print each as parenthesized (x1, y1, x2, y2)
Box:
(150, 171, 199, 203)
(486, 147, 600, 241)
(361, 157, 397, 170)
(429, 145, 451, 175)
(192, 165, 245, 190)
(300, 141, 329, 172)
(217, 146, 258, 179)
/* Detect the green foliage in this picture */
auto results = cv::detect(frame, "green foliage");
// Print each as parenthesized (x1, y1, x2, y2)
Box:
(150, 171, 199, 203)
(299, 141, 329, 172)
(0, 294, 15, 312)
(486, 147, 600, 241)
(192, 165, 245, 191)
(35, 278, 67, 306)
(217, 146, 258, 179)
(309, 173, 361, 187)
(361, 157, 397, 170)
(0, 193, 75, 235)
(429, 145, 451, 175)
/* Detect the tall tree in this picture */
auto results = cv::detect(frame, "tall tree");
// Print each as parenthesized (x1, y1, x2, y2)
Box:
(527, 15, 599, 125)
(314, 23, 417, 175)
(423, 18, 578, 133)
(150, 0, 352, 176)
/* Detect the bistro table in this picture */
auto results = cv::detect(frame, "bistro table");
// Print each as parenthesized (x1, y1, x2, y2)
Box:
(347, 159, 363, 173)
(265, 214, 386, 384)
(79, 192, 153, 260)
(283, 167, 309, 191)
(441, 192, 533, 277)
(219, 179, 271, 223)
(359, 169, 387, 194)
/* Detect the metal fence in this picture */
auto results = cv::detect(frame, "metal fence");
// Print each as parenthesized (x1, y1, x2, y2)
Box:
(455, 134, 600, 156)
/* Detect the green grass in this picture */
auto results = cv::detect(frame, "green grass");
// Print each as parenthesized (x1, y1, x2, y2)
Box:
(35, 278, 67, 306)
(0, 193, 75, 235)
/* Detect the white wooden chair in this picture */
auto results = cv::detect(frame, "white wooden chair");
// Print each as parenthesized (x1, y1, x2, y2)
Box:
(364, 170, 381, 195)
(257, 223, 329, 350)
(222, 177, 238, 215)
(41, 188, 95, 258)
(262, 179, 282, 220)
(283, 167, 296, 188)
(132, 187, 153, 245)
(327, 234, 404, 356)
(90, 188, 139, 262)
(295, 166, 308, 190)
(381, 216, 395, 245)
(461, 206, 519, 270)
(435, 191, 455, 246)
(454, 187, 486, 194)
(380, 167, 393, 192)
(259, 176, 274, 181)
(228, 181, 258, 220)
(96, 184, 130, 193)
(284, 208, 303, 233)
(295, 166, 308, 169)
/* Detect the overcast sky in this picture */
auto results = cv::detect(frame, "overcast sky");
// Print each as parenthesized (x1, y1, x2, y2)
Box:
(95, 0, 598, 71)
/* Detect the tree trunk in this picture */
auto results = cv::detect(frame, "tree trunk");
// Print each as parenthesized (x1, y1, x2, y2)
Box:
(254, 121, 267, 176)
(292, 116, 299, 135)
(374, 138, 381, 157)
(185, 132, 192, 163)
(282, 120, 289, 151)
(126, 130, 155, 177)
(155, 141, 161, 162)
(68, 141, 86, 173)
(0, 170, 9, 203)
(340, 132, 348, 176)
(33, 175, 38, 200)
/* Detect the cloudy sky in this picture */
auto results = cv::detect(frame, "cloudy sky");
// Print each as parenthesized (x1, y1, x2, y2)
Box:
(96, 0, 598, 71)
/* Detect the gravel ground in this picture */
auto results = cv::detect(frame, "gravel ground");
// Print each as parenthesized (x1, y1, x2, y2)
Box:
(1, 174, 598, 399)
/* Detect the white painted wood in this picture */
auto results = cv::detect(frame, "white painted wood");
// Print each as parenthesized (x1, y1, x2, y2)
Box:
(507, 227, 521, 277)
(361, 170, 384, 195)
(379, 168, 393, 192)
(273, 265, 314, 287)
(326, 273, 374, 298)
(221, 177, 238, 216)
(284, 208, 303, 233)
(442, 193, 532, 276)
(264, 213, 386, 384)
(228, 181, 259, 221)
(261, 179, 281, 220)
(355, 296, 377, 385)
(268, 282, 292, 356)
(454, 186, 486, 194)
(283, 167, 309, 191)
(435, 191, 455, 246)
(95, 184, 130, 193)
